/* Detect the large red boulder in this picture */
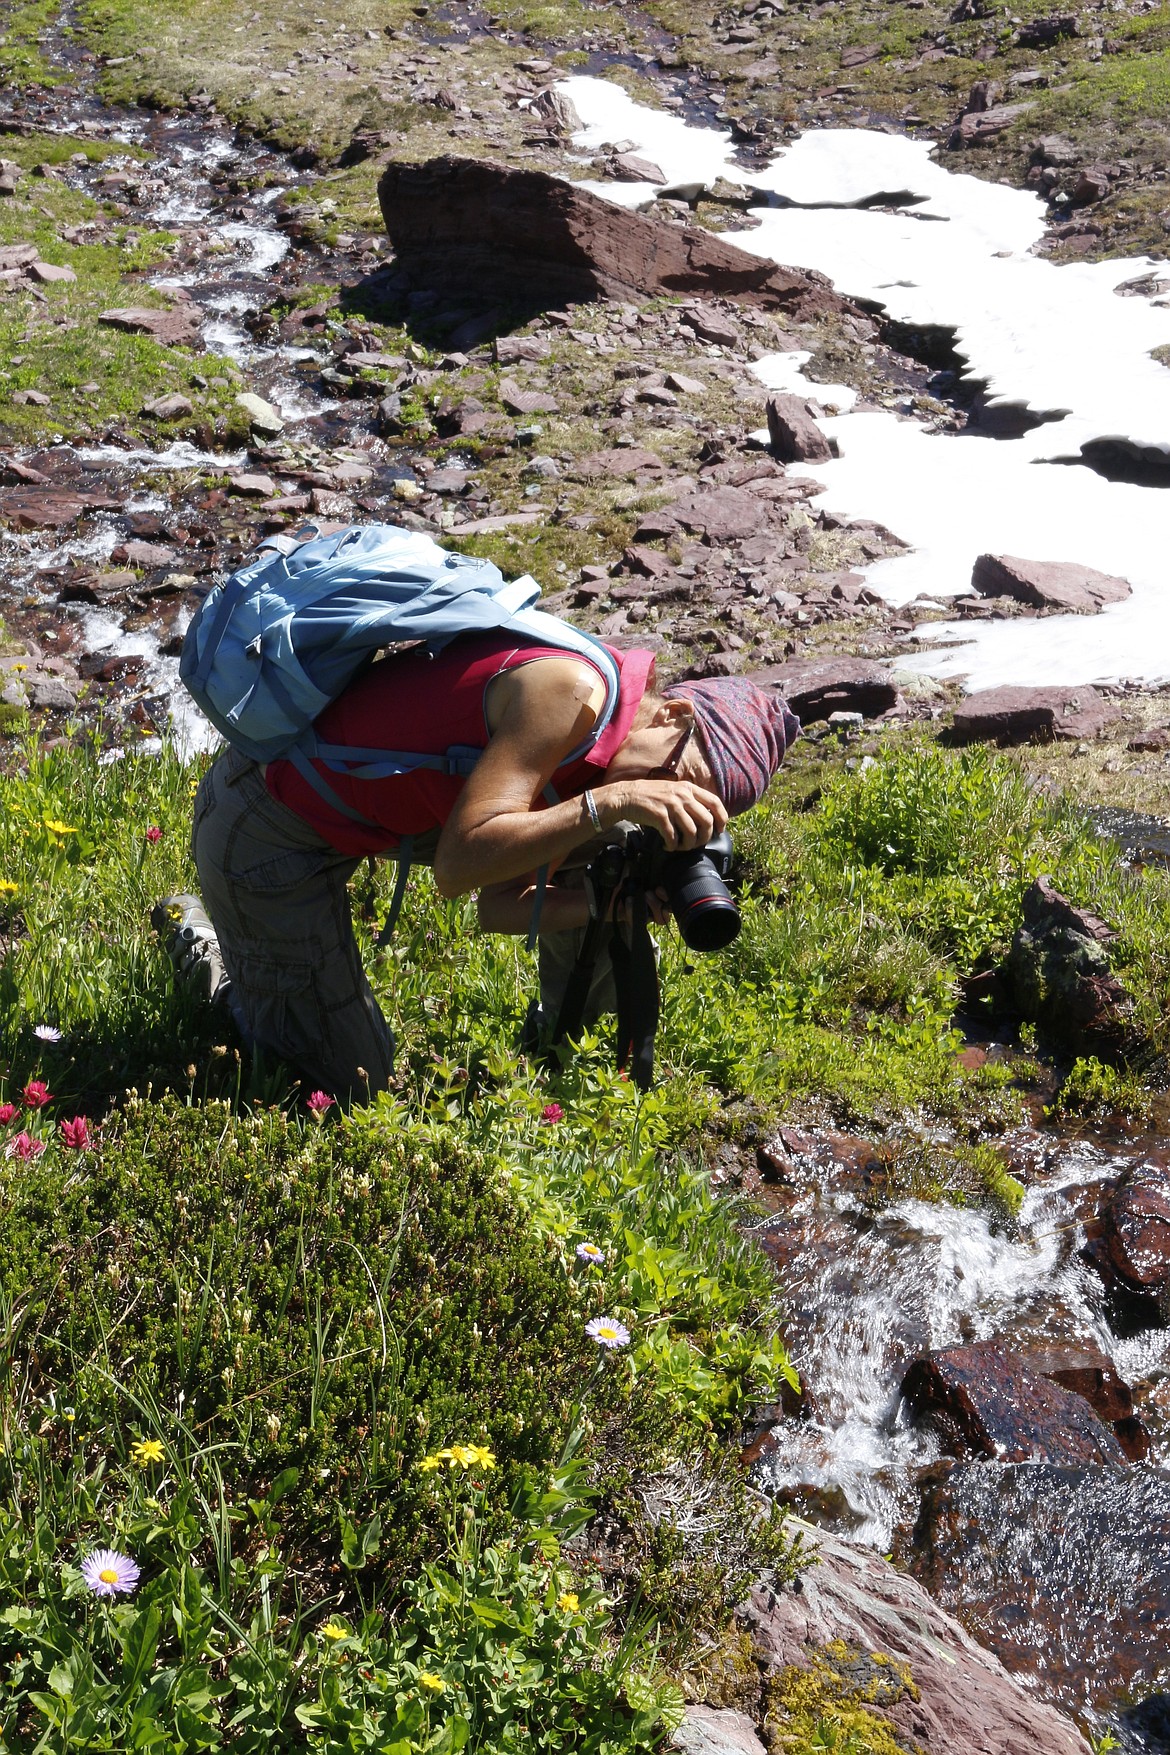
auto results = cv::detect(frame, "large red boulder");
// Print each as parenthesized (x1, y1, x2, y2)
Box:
(377, 156, 847, 320)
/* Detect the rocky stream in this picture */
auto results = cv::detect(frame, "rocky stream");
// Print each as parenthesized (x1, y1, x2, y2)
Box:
(3, 5, 1170, 1752)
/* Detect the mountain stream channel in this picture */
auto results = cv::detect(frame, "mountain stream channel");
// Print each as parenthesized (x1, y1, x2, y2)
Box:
(3, 19, 1170, 1753)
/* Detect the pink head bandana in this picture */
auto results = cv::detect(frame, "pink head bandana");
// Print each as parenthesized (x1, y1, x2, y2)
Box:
(662, 676, 800, 816)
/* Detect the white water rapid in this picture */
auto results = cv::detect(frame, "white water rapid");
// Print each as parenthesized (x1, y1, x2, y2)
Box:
(561, 77, 1170, 692)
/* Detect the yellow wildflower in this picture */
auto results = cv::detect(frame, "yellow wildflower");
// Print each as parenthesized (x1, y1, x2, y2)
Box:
(130, 1438, 165, 1467)
(419, 1452, 443, 1472)
(0, 879, 18, 896)
(463, 1443, 496, 1469)
(418, 1671, 445, 1693)
(43, 818, 77, 837)
(556, 1592, 580, 1614)
(322, 1622, 348, 1641)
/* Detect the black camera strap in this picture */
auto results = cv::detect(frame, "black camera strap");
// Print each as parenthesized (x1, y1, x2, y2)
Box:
(610, 885, 659, 1093)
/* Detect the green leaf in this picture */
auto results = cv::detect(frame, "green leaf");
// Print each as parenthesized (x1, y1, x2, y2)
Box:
(122, 1603, 163, 1693)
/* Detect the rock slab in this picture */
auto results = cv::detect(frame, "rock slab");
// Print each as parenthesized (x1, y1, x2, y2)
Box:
(1100, 1162, 1170, 1317)
(901, 1338, 1128, 1464)
(377, 156, 846, 320)
(99, 306, 203, 346)
(670, 1707, 766, 1755)
(755, 656, 899, 721)
(744, 1525, 1090, 1753)
(972, 553, 1132, 614)
(765, 392, 832, 464)
(951, 683, 1114, 743)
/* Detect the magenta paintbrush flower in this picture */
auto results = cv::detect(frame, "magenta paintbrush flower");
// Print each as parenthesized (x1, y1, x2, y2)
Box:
(306, 1090, 334, 1116)
(60, 1116, 92, 1150)
(81, 1548, 140, 1597)
(540, 1102, 564, 1124)
(21, 1080, 52, 1109)
(5, 1132, 45, 1161)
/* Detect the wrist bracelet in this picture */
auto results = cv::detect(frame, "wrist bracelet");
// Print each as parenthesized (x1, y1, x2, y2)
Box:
(583, 789, 602, 834)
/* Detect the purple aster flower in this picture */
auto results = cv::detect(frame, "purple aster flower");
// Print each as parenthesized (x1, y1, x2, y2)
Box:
(575, 1241, 606, 1266)
(585, 1316, 630, 1350)
(81, 1548, 141, 1597)
(34, 1024, 63, 1044)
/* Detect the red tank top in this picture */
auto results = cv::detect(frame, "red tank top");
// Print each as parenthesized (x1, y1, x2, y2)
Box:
(264, 632, 656, 858)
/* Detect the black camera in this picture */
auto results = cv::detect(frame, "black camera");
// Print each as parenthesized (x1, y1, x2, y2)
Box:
(586, 825, 740, 953)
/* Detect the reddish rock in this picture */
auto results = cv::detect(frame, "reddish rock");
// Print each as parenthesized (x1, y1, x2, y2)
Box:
(670, 1708, 767, 1754)
(681, 304, 741, 346)
(1102, 1163, 1170, 1304)
(497, 379, 559, 415)
(971, 553, 1131, 614)
(0, 491, 86, 529)
(902, 1339, 1127, 1465)
(28, 261, 77, 285)
(229, 473, 277, 498)
(611, 151, 666, 183)
(949, 101, 1035, 147)
(621, 544, 675, 579)
(951, 684, 1114, 744)
(1072, 164, 1112, 206)
(142, 392, 193, 420)
(111, 540, 179, 569)
(1016, 12, 1079, 46)
(765, 393, 832, 464)
(99, 305, 203, 346)
(755, 656, 898, 721)
(377, 158, 846, 322)
(745, 1524, 1090, 1753)
(1013, 1338, 1150, 1460)
(575, 447, 666, 479)
(666, 486, 769, 540)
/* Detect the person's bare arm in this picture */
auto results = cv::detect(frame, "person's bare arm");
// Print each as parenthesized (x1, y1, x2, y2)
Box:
(477, 877, 591, 935)
(431, 659, 726, 898)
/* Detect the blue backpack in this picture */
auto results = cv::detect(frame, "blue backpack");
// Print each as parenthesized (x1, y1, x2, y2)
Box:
(179, 522, 621, 937)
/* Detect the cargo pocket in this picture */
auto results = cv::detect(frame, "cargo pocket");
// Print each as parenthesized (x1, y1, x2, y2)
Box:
(228, 941, 328, 1072)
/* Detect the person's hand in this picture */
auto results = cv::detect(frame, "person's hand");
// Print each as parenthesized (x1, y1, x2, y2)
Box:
(597, 778, 728, 851)
(610, 885, 673, 928)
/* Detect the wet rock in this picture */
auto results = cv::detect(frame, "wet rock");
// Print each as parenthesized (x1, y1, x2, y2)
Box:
(142, 392, 193, 419)
(765, 393, 833, 464)
(235, 391, 284, 437)
(99, 305, 203, 345)
(949, 102, 1035, 148)
(59, 570, 136, 605)
(669, 1708, 766, 1754)
(971, 553, 1132, 614)
(378, 158, 847, 322)
(951, 684, 1114, 744)
(0, 490, 86, 528)
(1, 457, 50, 485)
(755, 656, 899, 721)
(744, 1525, 1091, 1753)
(905, 1463, 1170, 1716)
(1100, 1163, 1170, 1315)
(1013, 1338, 1150, 1458)
(902, 1339, 1128, 1464)
(1006, 874, 1134, 1058)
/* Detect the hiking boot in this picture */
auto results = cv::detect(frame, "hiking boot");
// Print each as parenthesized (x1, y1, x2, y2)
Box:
(151, 893, 232, 1007)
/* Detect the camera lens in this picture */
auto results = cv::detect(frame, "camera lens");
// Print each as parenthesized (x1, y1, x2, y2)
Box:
(663, 849, 741, 953)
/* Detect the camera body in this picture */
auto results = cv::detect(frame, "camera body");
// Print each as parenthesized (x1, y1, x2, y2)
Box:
(586, 824, 740, 954)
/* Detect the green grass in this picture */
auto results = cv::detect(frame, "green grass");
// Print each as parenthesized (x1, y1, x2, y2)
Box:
(0, 134, 242, 446)
(0, 0, 65, 89)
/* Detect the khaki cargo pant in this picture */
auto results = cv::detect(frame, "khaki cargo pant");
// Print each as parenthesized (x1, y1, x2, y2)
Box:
(192, 746, 394, 1104)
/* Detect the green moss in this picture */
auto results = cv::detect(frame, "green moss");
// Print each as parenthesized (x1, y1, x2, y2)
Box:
(765, 1640, 921, 1755)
